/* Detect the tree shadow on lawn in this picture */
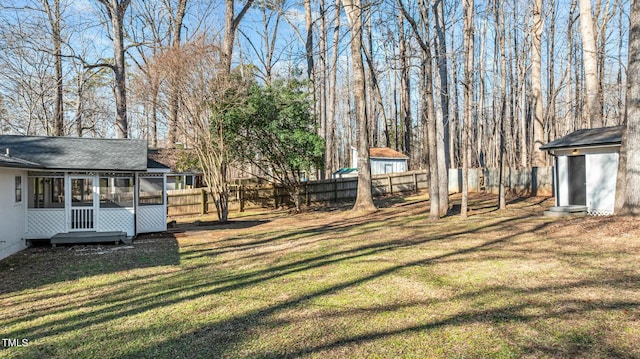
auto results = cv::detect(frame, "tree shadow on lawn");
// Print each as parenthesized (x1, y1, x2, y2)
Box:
(0, 233, 180, 296)
(2, 210, 526, 338)
(5, 196, 636, 357)
(110, 217, 640, 358)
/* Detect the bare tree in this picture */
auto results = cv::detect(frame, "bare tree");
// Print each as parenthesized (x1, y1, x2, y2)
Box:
(531, 0, 545, 167)
(41, 0, 64, 136)
(167, 0, 188, 147)
(615, 0, 640, 214)
(95, 0, 131, 138)
(397, 0, 441, 219)
(325, 0, 341, 178)
(579, 0, 603, 128)
(222, 0, 255, 74)
(433, 0, 450, 215)
(461, 0, 473, 218)
(154, 39, 248, 221)
(344, 0, 376, 212)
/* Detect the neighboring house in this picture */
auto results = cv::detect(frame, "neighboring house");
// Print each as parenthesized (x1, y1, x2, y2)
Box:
(147, 148, 204, 190)
(540, 125, 622, 216)
(347, 147, 409, 176)
(0, 135, 170, 260)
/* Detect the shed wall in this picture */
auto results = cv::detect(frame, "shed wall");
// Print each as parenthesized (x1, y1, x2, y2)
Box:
(370, 159, 407, 175)
(557, 156, 569, 206)
(585, 152, 618, 215)
(554, 147, 618, 215)
(0, 168, 28, 260)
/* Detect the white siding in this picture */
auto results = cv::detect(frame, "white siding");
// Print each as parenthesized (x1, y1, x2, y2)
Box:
(370, 159, 407, 175)
(553, 146, 619, 215)
(585, 152, 618, 215)
(557, 156, 569, 206)
(0, 168, 28, 260)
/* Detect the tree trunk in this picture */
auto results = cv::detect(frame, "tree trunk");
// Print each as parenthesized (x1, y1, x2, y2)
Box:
(344, 0, 376, 212)
(167, 0, 188, 147)
(433, 0, 450, 215)
(461, 0, 474, 218)
(222, 0, 254, 74)
(579, 0, 603, 128)
(422, 56, 440, 221)
(97, 0, 131, 138)
(325, 0, 341, 179)
(617, 0, 640, 214)
(398, 11, 411, 156)
(532, 0, 546, 168)
(496, 0, 508, 210)
(42, 0, 64, 136)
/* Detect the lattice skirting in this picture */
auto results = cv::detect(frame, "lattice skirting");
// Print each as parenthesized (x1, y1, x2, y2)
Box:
(98, 208, 135, 236)
(588, 209, 614, 216)
(27, 210, 65, 238)
(137, 206, 166, 233)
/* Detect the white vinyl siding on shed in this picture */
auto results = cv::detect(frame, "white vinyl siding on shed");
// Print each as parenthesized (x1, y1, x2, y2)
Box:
(585, 152, 618, 215)
(370, 159, 407, 175)
(0, 168, 28, 260)
(554, 146, 618, 215)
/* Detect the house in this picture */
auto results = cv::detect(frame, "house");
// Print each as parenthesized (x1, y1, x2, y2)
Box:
(540, 125, 622, 216)
(0, 135, 169, 260)
(147, 148, 204, 190)
(343, 147, 409, 177)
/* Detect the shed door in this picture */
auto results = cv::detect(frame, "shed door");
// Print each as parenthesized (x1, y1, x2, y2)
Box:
(568, 155, 586, 206)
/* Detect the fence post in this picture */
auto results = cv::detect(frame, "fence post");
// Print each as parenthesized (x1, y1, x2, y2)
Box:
(306, 183, 311, 206)
(239, 185, 245, 213)
(334, 179, 338, 202)
(273, 184, 278, 209)
(413, 172, 418, 193)
(200, 189, 207, 215)
(388, 176, 393, 195)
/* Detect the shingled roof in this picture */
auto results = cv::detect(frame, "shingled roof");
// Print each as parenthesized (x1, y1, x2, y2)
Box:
(0, 135, 149, 171)
(540, 126, 623, 151)
(369, 147, 409, 159)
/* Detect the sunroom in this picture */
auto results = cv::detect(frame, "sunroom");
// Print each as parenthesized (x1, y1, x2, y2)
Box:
(0, 135, 168, 250)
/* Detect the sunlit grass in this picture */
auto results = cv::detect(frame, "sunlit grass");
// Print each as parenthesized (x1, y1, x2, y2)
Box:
(2, 193, 640, 358)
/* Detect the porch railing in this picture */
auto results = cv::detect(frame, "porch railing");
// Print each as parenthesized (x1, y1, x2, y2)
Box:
(71, 208, 94, 230)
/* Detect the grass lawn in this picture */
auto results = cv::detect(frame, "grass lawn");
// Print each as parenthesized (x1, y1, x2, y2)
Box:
(2, 193, 640, 358)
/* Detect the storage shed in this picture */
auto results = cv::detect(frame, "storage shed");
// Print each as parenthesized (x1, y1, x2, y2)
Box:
(350, 147, 409, 175)
(540, 126, 622, 216)
(0, 135, 169, 260)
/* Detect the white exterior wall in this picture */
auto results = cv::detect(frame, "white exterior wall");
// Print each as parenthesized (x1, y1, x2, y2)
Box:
(585, 152, 618, 215)
(370, 159, 407, 175)
(556, 156, 569, 206)
(553, 146, 619, 215)
(0, 168, 28, 260)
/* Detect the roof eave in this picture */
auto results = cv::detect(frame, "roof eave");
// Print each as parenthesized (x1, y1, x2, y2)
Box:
(541, 142, 621, 151)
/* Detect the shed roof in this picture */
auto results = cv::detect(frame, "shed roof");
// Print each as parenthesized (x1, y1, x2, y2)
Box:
(540, 126, 623, 150)
(369, 147, 409, 159)
(0, 135, 148, 171)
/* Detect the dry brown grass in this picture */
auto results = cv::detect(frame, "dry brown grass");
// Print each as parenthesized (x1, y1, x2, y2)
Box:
(1, 193, 640, 358)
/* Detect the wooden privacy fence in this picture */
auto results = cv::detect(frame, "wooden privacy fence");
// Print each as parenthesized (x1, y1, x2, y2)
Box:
(167, 170, 428, 217)
(448, 166, 553, 196)
(167, 167, 553, 217)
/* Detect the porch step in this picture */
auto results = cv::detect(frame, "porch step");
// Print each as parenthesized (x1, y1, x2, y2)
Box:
(544, 205, 588, 217)
(51, 231, 130, 246)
